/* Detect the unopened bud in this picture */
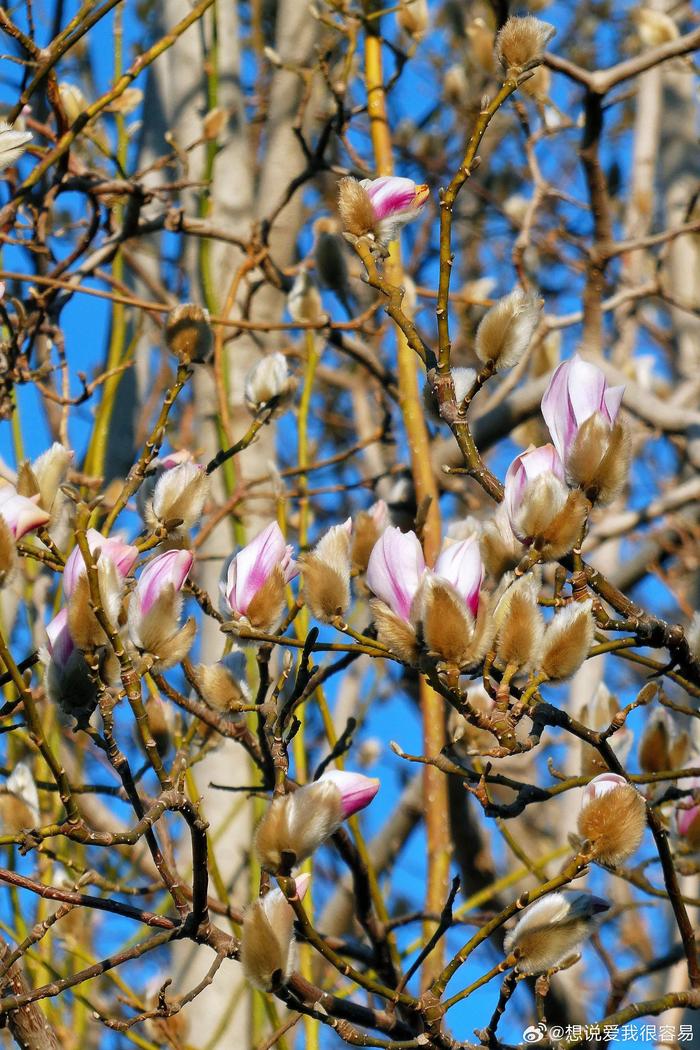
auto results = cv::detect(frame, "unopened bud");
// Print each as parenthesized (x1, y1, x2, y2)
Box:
(504, 891, 609, 974)
(240, 875, 310, 990)
(165, 303, 213, 363)
(300, 520, 352, 623)
(492, 576, 544, 673)
(578, 773, 646, 865)
(287, 271, 323, 325)
(147, 461, 208, 530)
(17, 442, 74, 515)
(0, 120, 32, 172)
(396, 0, 429, 39)
(494, 16, 556, 77)
(566, 415, 630, 505)
(194, 651, 250, 713)
(538, 600, 593, 680)
(202, 106, 227, 140)
(0, 761, 39, 830)
(244, 352, 295, 414)
(128, 550, 195, 669)
(474, 289, 543, 371)
(351, 500, 389, 573)
(480, 506, 522, 579)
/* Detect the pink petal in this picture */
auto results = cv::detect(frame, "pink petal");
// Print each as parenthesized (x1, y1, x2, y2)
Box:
(366, 527, 425, 621)
(541, 360, 577, 462)
(361, 176, 420, 220)
(226, 522, 295, 615)
(677, 803, 700, 839)
(0, 486, 50, 539)
(46, 608, 74, 668)
(64, 529, 139, 596)
(582, 772, 627, 804)
(318, 769, 380, 819)
(568, 356, 607, 428)
(434, 536, 483, 617)
(137, 549, 193, 614)
(602, 384, 625, 424)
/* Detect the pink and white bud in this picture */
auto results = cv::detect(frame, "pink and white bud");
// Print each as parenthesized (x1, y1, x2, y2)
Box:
(581, 772, 627, 804)
(366, 527, 425, 622)
(44, 609, 99, 726)
(434, 535, 483, 617)
(317, 769, 380, 819)
(338, 175, 429, 244)
(29, 443, 74, 512)
(63, 528, 139, 597)
(676, 797, 700, 846)
(541, 354, 624, 467)
(240, 874, 311, 989)
(0, 484, 51, 539)
(134, 549, 193, 616)
(504, 444, 566, 539)
(222, 522, 298, 620)
(46, 608, 75, 669)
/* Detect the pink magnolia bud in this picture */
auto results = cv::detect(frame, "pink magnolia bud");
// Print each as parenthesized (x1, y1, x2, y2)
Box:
(434, 535, 483, 617)
(677, 802, 700, 842)
(541, 354, 624, 466)
(338, 175, 429, 244)
(581, 772, 627, 805)
(0, 484, 51, 539)
(63, 529, 139, 597)
(504, 444, 564, 531)
(366, 527, 425, 622)
(317, 769, 380, 819)
(135, 549, 193, 615)
(222, 523, 298, 618)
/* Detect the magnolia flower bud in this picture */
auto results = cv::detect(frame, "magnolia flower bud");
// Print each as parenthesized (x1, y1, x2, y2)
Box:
(434, 536, 483, 616)
(338, 176, 429, 245)
(521, 65, 551, 102)
(254, 771, 379, 872)
(443, 65, 469, 107)
(397, 0, 429, 39)
(221, 523, 298, 637)
(466, 17, 496, 74)
(144, 694, 174, 757)
(44, 609, 99, 727)
(63, 529, 139, 597)
(492, 576, 544, 673)
(541, 354, 629, 504)
(240, 874, 311, 990)
(504, 891, 609, 974)
(504, 444, 588, 559)
(67, 557, 125, 651)
(638, 708, 673, 774)
(366, 527, 424, 661)
(474, 289, 543, 372)
(17, 443, 74, 515)
(0, 483, 51, 538)
(633, 7, 678, 47)
(0, 120, 32, 171)
(128, 549, 195, 669)
(244, 353, 295, 414)
(578, 773, 647, 865)
(0, 761, 39, 830)
(412, 573, 492, 670)
(538, 601, 594, 680)
(194, 650, 250, 713)
(351, 500, 388, 573)
(300, 520, 352, 623)
(287, 271, 323, 325)
(147, 461, 208, 530)
(494, 16, 556, 78)
(165, 303, 213, 363)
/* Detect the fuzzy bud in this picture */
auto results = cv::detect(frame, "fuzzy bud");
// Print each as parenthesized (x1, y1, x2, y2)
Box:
(578, 773, 647, 865)
(565, 414, 630, 505)
(0, 120, 32, 171)
(240, 875, 311, 990)
(579, 683, 634, 776)
(338, 176, 429, 245)
(366, 527, 425, 622)
(193, 651, 249, 713)
(492, 576, 544, 673)
(287, 271, 323, 325)
(494, 16, 556, 77)
(244, 353, 295, 414)
(67, 557, 124, 651)
(44, 609, 99, 727)
(633, 8, 679, 48)
(254, 771, 379, 872)
(0, 761, 40, 830)
(504, 891, 609, 974)
(146, 461, 209, 530)
(63, 529, 139, 598)
(165, 303, 213, 363)
(221, 523, 298, 637)
(412, 574, 492, 670)
(538, 601, 594, 680)
(128, 549, 195, 669)
(480, 506, 522, 579)
(300, 520, 352, 623)
(397, 0, 429, 39)
(504, 444, 588, 559)
(474, 289, 543, 372)
(17, 443, 74, 515)
(351, 501, 388, 573)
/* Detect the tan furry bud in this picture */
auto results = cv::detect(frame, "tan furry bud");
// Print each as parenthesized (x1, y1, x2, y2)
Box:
(287, 271, 324, 325)
(300, 521, 352, 623)
(474, 289, 543, 371)
(494, 16, 556, 77)
(194, 651, 249, 713)
(240, 877, 310, 990)
(67, 560, 123, 651)
(565, 416, 630, 505)
(242, 566, 288, 636)
(0, 517, 16, 587)
(146, 462, 209, 530)
(466, 18, 496, 74)
(521, 64, 550, 102)
(144, 695, 172, 757)
(443, 65, 468, 107)
(413, 576, 492, 670)
(538, 601, 593, 680)
(370, 598, 418, 664)
(633, 8, 679, 48)
(579, 683, 633, 776)
(338, 177, 378, 239)
(519, 480, 589, 561)
(504, 891, 609, 974)
(202, 106, 227, 140)
(492, 576, 544, 673)
(638, 708, 688, 774)
(578, 774, 647, 866)
(397, 0, 429, 39)
(128, 587, 196, 670)
(254, 783, 344, 872)
(165, 304, 213, 363)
